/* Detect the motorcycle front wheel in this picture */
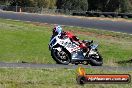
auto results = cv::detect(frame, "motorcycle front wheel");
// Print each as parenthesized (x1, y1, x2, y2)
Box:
(51, 48, 71, 65)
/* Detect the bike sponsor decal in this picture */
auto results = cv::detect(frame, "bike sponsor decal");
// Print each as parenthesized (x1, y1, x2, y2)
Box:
(71, 46, 80, 52)
(76, 67, 131, 84)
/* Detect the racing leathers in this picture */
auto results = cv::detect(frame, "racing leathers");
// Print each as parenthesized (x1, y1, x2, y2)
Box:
(61, 31, 88, 52)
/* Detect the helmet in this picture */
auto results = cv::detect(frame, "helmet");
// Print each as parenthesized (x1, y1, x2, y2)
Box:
(53, 25, 62, 35)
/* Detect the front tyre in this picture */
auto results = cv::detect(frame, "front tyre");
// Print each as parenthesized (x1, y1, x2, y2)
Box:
(51, 48, 71, 65)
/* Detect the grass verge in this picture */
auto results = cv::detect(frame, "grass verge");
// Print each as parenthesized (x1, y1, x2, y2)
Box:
(0, 68, 131, 88)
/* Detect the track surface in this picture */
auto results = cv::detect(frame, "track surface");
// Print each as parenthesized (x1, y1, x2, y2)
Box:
(0, 11, 132, 34)
(0, 62, 132, 71)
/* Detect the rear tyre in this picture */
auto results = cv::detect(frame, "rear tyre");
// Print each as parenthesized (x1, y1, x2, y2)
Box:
(89, 53, 103, 66)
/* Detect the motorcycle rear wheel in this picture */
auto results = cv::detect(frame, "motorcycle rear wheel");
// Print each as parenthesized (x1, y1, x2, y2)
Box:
(89, 53, 103, 66)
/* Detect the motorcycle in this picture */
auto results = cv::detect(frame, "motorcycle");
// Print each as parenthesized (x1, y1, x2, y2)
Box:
(49, 34, 103, 66)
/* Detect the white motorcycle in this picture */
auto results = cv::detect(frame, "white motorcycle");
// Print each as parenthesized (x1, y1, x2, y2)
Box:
(49, 34, 103, 66)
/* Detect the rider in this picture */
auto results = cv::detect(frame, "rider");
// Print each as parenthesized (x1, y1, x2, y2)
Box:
(52, 25, 62, 36)
(52, 25, 88, 52)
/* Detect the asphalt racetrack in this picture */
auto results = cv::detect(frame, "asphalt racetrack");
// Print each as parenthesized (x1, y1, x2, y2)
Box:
(0, 11, 132, 34)
(0, 62, 132, 71)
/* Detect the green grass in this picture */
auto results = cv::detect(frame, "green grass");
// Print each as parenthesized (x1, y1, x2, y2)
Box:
(0, 19, 54, 64)
(0, 68, 131, 88)
(0, 18, 132, 66)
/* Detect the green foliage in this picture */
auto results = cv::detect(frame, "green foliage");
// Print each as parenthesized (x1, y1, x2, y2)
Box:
(9, 0, 56, 9)
(120, 0, 132, 12)
(1, 0, 132, 12)
(88, 0, 132, 12)
(0, 0, 11, 5)
(57, 0, 88, 11)
(88, 0, 120, 12)
(33, 0, 56, 8)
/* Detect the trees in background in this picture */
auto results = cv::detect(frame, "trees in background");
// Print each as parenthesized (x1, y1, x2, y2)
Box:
(56, 0, 132, 12)
(0, 0, 132, 12)
(120, 0, 132, 12)
(88, 0, 132, 12)
(10, 0, 32, 7)
(88, 0, 121, 12)
(32, 0, 56, 8)
(0, 0, 12, 5)
(9, 0, 56, 9)
(56, 0, 88, 11)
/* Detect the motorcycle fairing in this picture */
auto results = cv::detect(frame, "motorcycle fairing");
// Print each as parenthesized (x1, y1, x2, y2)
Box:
(71, 50, 85, 60)
(49, 35, 85, 60)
